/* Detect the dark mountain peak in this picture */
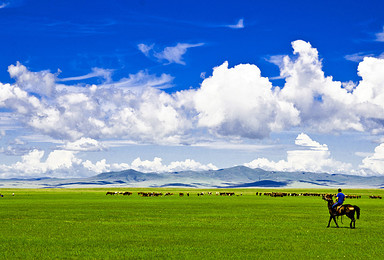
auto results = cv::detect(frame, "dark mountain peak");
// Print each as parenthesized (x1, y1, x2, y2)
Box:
(216, 165, 267, 174)
(94, 169, 143, 179)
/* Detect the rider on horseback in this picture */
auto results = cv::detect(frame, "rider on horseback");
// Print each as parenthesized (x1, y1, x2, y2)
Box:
(332, 188, 345, 215)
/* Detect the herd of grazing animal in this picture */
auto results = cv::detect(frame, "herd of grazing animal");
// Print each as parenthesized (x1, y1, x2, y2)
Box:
(262, 192, 328, 197)
(105, 191, 378, 200)
(106, 191, 132, 195)
(105, 191, 238, 197)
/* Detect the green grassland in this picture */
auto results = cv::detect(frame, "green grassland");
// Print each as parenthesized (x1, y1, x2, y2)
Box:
(0, 188, 383, 259)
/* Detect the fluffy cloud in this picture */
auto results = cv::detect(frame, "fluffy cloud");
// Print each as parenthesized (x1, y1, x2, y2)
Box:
(188, 40, 384, 138)
(81, 157, 218, 174)
(8, 62, 56, 97)
(0, 147, 218, 178)
(62, 137, 105, 151)
(138, 42, 204, 65)
(359, 143, 384, 175)
(354, 57, 384, 105)
(193, 61, 300, 138)
(245, 133, 353, 173)
(353, 57, 384, 134)
(0, 149, 83, 178)
(278, 41, 362, 133)
(1, 63, 186, 143)
(276, 40, 384, 134)
(130, 157, 217, 173)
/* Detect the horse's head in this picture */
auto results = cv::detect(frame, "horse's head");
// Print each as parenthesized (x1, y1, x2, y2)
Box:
(322, 194, 333, 201)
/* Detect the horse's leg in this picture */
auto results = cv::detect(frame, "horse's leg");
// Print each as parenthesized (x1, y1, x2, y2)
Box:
(328, 215, 338, 228)
(351, 213, 356, 229)
(327, 215, 332, 227)
(350, 217, 355, 229)
(333, 216, 339, 228)
(347, 212, 355, 229)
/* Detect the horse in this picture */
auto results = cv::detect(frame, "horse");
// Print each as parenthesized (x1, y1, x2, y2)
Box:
(323, 194, 360, 228)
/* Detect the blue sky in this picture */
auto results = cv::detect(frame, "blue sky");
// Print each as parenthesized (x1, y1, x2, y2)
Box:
(1, 0, 384, 178)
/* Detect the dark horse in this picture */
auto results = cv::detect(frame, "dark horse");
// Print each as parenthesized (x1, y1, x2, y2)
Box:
(323, 194, 360, 228)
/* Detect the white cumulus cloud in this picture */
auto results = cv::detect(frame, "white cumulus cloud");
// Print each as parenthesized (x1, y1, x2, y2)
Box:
(359, 143, 384, 175)
(245, 133, 353, 174)
(0, 148, 217, 178)
(1, 63, 186, 143)
(192, 61, 300, 138)
(0, 149, 83, 178)
(62, 137, 105, 151)
(82, 156, 217, 174)
(8, 62, 56, 97)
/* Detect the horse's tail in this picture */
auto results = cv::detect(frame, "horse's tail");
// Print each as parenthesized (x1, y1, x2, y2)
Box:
(355, 206, 360, 219)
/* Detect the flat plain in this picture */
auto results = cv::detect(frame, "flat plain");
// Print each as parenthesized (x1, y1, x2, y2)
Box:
(0, 188, 383, 259)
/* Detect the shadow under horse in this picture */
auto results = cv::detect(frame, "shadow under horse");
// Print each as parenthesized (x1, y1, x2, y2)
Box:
(323, 194, 360, 228)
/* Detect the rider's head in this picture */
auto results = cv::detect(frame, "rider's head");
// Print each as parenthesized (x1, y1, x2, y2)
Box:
(338, 188, 342, 192)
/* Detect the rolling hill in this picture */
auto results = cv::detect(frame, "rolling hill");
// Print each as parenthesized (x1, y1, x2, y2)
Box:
(1, 166, 384, 188)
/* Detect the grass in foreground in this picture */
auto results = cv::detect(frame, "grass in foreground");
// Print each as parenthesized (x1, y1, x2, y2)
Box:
(0, 188, 383, 259)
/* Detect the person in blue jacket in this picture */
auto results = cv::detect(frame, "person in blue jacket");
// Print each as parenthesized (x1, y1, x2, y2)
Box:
(332, 188, 345, 214)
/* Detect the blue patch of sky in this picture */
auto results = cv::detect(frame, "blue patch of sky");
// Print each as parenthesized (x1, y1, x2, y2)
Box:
(2, 0, 384, 92)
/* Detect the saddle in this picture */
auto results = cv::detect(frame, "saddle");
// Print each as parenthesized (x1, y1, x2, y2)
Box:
(335, 204, 355, 214)
(332, 205, 343, 215)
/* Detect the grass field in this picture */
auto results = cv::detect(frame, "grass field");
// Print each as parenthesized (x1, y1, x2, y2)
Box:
(0, 188, 383, 259)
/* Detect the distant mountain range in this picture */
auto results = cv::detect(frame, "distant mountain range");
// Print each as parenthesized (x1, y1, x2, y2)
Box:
(1, 166, 384, 189)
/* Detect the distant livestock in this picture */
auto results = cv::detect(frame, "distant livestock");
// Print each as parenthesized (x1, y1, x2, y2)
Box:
(106, 191, 133, 195)
(138, 192, 163, 197)
(346, 195, 361, 199)
(103, 191, 373, 201)
(263, 192, 327, 197)
(220, 192, 235, 196)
